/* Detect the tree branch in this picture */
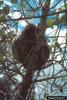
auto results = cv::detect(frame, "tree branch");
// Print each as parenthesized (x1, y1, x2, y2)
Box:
(35, 74, 67, 83)
(0, 9, 66, 22)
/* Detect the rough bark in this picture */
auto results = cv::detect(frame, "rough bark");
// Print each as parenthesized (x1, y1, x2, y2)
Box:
(17, 69, 33, 100)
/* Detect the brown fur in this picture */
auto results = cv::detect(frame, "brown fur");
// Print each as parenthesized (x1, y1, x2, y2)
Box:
(12, 24, 49, 70)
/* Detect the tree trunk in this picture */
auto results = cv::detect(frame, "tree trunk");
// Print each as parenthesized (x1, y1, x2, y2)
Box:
(17, 69, 33, 100)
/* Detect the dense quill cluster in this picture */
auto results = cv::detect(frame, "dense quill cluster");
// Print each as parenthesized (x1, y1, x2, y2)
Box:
(12, 24, 49, 70)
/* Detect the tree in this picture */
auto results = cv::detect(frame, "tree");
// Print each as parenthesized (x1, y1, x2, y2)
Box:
(0, 0, 67, 100)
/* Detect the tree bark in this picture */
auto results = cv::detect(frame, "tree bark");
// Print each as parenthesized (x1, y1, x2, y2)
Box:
(17, 1, 50, 100)
(17, 69, 33, 100)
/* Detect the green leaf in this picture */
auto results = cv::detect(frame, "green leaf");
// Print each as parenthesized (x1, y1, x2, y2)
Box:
(0, 0, 3, 6)
(47, 19, 54, 27)
(55, 42, 60, 48)
(11, 0, 17, 3)
(0, 29, 4, 35)
(3, 6, 10, 15)
(20, 1, 26, 8)
(0, 15, 6, 20)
